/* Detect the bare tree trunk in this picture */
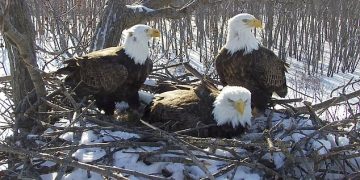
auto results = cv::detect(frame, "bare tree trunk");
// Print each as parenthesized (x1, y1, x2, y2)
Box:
(90, 0, 128, 50)
(0, 0, 47, 130)
(264, 0, 274, 49)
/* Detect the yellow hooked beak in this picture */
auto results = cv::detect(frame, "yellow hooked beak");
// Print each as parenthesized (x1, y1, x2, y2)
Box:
(148, 28, 160, 37)
(234, 100, 245, 115)
(247, 18, 263, 29)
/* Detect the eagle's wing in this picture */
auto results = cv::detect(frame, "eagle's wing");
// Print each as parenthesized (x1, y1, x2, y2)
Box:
(215, 48, 229, 86)
(251, 48, 288, 97)
(149, 89, 199, 120)
(58, 46, 128, 94)
(78, 59, 128, 93)
(58, 46, 123, 74)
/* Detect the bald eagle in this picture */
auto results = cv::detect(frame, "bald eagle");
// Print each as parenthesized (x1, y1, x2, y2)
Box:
(57, 24, 160, 115)
(215, 13, 288, 115)
(143, 81, 252, 138)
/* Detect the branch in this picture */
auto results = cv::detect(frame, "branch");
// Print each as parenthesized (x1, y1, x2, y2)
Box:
(0, 75, 11, 82)
(0, 144, 170, 180)
(289, 89, 360, 114)
(152, 62, 186, 71)
(140, 0, 177, 9)
(42, 141, 163, 153)
(183, 62, 221, 85)
(143, 0, 220, 20)
(1, 20, 28, 56)
(270, 98, 303, 105)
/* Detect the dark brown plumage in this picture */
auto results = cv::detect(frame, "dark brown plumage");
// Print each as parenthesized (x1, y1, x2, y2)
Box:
(215, 13, 288, 113)
(143, 81, 247, 138)
(57, 46, 153, 115)
(216, 47, 288, 112)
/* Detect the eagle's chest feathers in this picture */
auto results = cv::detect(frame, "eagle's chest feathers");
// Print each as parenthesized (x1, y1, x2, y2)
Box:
(124, 37, 149, 65)
(224, 30, 259, 55)
(223, 51, 250, 83)
(125, 60, 149, 82)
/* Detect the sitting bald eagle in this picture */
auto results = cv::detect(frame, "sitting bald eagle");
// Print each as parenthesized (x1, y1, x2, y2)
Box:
(143, 81, 252, 138)
(215, 13, 288, 115)
(57, 24, 160, 115)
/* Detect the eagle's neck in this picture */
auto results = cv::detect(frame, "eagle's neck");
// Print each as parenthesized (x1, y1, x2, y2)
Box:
(224, 29, 259, 55)
(124, 36, 149, 65)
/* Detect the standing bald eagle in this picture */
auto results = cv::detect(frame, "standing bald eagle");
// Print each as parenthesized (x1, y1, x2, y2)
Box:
(215, 13, 288, 114)
(57, 24, 160, 115)
(143, 81, 252, 138)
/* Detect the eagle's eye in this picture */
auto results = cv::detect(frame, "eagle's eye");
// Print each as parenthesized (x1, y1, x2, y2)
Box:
(227, 99, 234, 103)
(145, 29, 149, 32)
(242, 19, 249, 23)
(244, 99, 248, 103)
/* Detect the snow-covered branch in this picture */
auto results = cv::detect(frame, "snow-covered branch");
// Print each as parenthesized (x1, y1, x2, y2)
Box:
(142, 0, 219, 20)
(90, 0, 221, 50)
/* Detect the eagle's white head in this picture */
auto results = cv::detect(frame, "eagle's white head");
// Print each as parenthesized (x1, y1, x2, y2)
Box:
(224, 13, 263, 55)
(212, 86, 252, 128)
(123, 24, 160, 64)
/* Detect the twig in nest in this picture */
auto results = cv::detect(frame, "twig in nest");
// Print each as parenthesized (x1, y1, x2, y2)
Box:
(40, 101, 94, 148)
(140, 120, 216, 180)
(23, 89, 62, 119)
(178, 136, 269, 149)
(303, 101, 325, 127)
(85, 115, 151, 136)
(96, 164, 169, 180)
(61, 87, 80, 110)
(266, 109, 274, 129)
(200, 163, 237, 180)
(0, 144, 127, 179)
(41, 98, 70, 112)
(1, 144, 171, 179)
(140, 155, 194, 165)
(42, 141, 163, 153)
(174, 124, 216, 134)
